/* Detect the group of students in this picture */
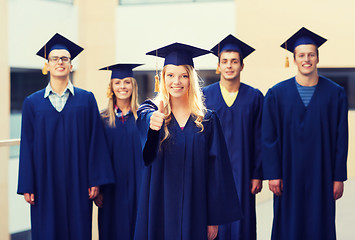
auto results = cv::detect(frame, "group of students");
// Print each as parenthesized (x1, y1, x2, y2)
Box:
(17, 26, 348, 240)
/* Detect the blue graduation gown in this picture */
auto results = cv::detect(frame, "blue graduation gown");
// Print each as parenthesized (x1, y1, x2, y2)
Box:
(262, 76, 348, 240)
(203, 82, 263, 240)
(17, 87, 115, 240)
(98, 112, 143, 240)
(134, 100, 242, 240)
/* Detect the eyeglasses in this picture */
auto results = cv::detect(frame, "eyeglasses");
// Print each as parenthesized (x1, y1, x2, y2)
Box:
(48, 56, 71, 63)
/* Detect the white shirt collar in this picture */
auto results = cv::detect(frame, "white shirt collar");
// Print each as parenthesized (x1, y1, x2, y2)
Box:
(44, 80, 75, 98)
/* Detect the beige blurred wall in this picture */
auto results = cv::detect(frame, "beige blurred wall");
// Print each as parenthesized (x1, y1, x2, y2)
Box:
(0, 0, 10, 239)
(235, 0, 355, 92)
(234, 0, 355, 202)
(74, 1, 117, 239)
(75, 0, 117, 110)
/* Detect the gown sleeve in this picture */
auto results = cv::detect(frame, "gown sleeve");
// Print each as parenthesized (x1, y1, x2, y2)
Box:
(137, 100, 161, 166)
(262, 89, 282, 180)
(251, 91, 264, 180)
(87, 92, 115, 187)
(207, 111, 243, 225)
(334, 89, 348, 181)
(17, 97, 36, 195)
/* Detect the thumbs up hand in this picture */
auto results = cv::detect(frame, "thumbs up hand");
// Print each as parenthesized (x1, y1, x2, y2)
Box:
(150, 100, 165, 131)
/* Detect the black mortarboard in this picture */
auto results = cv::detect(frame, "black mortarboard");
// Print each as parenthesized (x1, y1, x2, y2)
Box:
(36, 33, 84, 60)
(99, 63, 143, 79)
(211, 34, 255, 59)
(146, 42, 211, 67)
(281, 27, 327, 53)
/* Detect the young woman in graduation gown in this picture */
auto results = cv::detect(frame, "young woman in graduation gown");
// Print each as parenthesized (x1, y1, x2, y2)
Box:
(134, 43, 242, 240)
(95, 64, 144, 240)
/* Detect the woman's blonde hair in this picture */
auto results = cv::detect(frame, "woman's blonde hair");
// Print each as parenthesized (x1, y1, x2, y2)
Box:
(154, 64, 206, 143)
(101, 77, 139, 127)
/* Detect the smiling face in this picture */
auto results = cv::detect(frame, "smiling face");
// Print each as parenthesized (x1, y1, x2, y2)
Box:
(47, 49, 73, 79)
(112, 77, 133, 102)
(163, 64, 190, 100)
(218, 51, 244, 82)
(294, 44, 319, 76)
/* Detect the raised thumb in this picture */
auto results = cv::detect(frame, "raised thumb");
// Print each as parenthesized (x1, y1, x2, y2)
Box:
(158, 100, 164, 113)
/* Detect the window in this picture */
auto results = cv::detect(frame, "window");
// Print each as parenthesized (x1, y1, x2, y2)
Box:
(318, 68, 355, 110)
(11, 68, 49, 113)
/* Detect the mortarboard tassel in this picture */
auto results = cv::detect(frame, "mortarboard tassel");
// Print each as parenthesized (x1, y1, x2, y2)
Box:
(154, 49, 160, 92)
(42, 44, 48, 75)
(154, 75, 160, 92)
(42, 62, 48, 75)
(284, 41, 289, 68)
(285, 56, 289, 68)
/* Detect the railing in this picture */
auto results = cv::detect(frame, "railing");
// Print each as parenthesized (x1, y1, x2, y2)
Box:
(0, 139, 20, 147)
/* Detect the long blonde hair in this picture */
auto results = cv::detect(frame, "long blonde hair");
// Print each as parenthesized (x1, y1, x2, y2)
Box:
(155, 64, 206, 142)
(101, 77, 139, 127)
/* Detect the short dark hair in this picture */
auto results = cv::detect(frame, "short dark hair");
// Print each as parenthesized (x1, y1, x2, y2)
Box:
(218, 50, 244, 65)
(293, 45, 319, 60)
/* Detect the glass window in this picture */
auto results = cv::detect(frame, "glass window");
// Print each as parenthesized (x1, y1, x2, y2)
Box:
(318, 68, 355, 110)
(11, 68, 49, 113)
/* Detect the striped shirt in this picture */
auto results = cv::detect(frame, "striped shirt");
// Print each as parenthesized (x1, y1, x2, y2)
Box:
(295, 80, 316, 107)
(44, 81, 75, 112)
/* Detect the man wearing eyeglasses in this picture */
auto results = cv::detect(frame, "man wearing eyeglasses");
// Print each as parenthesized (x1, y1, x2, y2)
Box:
(45, 54, 74, 111)
(17, 33, 114, 240)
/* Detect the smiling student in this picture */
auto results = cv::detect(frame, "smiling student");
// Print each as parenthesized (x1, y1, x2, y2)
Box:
(17, 33, 114, 240)
(203, 34, 263, 240)
(95, 63, 144, 240)
(134, 43, 242, 240)
(262, 27, 348, 240)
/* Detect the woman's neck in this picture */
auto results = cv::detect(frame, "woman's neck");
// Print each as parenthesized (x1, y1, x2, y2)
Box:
(115, 98, 131, 115)
(170, 95, 189, 112)
(171, 95, 191, 121)
(170, 96, 191, 127)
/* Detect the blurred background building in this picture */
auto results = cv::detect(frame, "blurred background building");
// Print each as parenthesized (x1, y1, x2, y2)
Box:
(1, 0, 354, 239)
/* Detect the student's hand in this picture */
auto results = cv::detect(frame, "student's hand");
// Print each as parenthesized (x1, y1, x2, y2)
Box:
(207, 225, 218, 240)
(24, 193, 35, 205)
(269, 179, 283, 197)
(88, 186, 99, 199)
(250, 179, 263, 194)
(150, 100, 165, 131)
(94, 193, 104, 208)
(333, 181, 344, 200)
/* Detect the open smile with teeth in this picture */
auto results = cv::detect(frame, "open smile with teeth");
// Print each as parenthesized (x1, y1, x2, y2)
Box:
(172, 87, 183, 90)
(303, 64, 312, 67)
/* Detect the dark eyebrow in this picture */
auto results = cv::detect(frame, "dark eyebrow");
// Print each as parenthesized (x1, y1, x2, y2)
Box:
(221, 58, 239, 61)
(49, 56, 70, 58)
